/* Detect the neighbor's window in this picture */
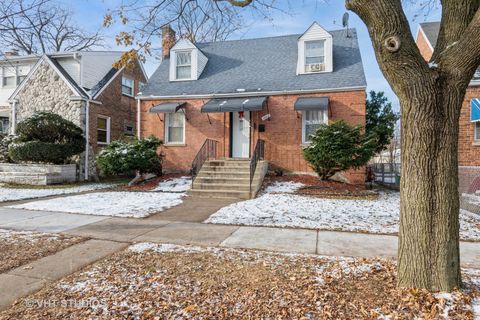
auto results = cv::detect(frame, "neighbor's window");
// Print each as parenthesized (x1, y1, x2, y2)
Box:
(121, 77, 134, 96)
(0, 117, 9, 134)
(2, 67, 15, 87)
(305, 40, 325, 72)
(475, 122, 480, 142)
(97, 116, 111, 144)
(302, 110, 327, 144)
(17, 65, 29, 85)
(175, 51, 192, 80)
(165, 112, 185, 144)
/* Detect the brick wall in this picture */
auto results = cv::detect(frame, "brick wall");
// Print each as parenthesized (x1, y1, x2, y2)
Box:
(89, 62, 146, 152)
(140, 90, 366, 184)
(416, 29, 433, 61)
(459, 86, 480, 166)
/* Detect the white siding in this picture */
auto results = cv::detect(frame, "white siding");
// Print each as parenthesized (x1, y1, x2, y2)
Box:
(80, 52, 122, 89)
(0, 61, 36, 107)
(197, 50, 208, 79)
(297, 22, 333, 74)
(56, 57, 81, 84)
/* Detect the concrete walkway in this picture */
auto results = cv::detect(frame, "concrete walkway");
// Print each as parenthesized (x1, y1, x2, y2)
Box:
(1, 194, 480, 311)
(0, 239, 127, 310)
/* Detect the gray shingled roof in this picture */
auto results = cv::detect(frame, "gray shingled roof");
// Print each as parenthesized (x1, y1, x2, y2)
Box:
(90, 68, 119, 98)
(141, 29, 367, 97)
(419, 21, 440, 48)
(420, 21, 479, 81)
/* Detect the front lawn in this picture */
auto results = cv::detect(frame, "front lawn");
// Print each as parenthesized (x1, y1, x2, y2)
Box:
(206, 181, 480, 241)
(1, 243, 478, 319)
(0, 183, 118, 203)
(0, 229, 84, 273)
(8, 191, 185, 218)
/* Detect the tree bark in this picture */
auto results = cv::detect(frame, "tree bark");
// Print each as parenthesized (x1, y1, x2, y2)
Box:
(346, 0, 480, 291)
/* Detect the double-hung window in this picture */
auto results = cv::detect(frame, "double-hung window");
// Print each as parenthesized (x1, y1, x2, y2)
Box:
(121, 77, 134, 96)
(302, 109, 327, 144)
(2, 67, 15, 87)
(175, 51, 192, 80)
(305, 40, 325, 72)
(165, 112, 185, 144)
(97, 116, 111, 145)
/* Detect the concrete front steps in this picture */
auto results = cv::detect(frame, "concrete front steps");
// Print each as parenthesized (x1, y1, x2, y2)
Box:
(188, 159, 268, 199)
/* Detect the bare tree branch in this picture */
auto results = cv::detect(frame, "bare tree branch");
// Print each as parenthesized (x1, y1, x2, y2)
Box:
(0, 0, 104, 54)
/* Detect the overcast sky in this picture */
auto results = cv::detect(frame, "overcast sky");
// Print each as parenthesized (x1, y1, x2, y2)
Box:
(71, 0, 442, 111)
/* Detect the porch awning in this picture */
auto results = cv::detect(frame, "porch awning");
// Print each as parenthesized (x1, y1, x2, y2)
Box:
(294, 97, 329, 111)
(201, 96, 267, 113)
(149, 102, 186, 113)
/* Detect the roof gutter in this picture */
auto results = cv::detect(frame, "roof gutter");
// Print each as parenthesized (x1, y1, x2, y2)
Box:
(135, 85, 367, 101)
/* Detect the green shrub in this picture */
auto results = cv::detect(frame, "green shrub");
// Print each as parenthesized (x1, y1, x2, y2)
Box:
(302, 121, 376, 180)
(96, 136, 164, 176)
(9, 112, 85, 164)
(0, 134, 15, 163)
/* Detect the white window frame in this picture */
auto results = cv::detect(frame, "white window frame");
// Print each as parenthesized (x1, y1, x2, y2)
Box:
(97, 115, 111, 145)
(304, 40, 326, 73)
(175, 51, 192, 80)
(301, 109, 328, 144)
(121, 76, 134, 97)
(165, 112, 186, 145)
(475, 121, 480, 142)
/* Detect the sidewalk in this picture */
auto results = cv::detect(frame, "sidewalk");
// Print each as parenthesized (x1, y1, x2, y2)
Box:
(1, 196, 480, 311)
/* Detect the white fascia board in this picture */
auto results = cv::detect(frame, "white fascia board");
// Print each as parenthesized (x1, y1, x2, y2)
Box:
(417, 25, 434, 53)
(136, 85, 367, 100)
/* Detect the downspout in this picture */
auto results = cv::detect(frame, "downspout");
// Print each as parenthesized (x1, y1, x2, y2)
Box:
(11, 100, 17, 134)
(84, 100, 90, 180)
(137, 98, 141, 139)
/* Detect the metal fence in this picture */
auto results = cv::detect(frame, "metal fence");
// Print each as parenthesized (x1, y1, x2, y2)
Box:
(369, 163, 401, 189)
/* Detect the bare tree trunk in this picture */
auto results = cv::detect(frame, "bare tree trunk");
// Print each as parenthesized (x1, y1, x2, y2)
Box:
(345, 0, 480, 291)
(397, 82, 463, 291)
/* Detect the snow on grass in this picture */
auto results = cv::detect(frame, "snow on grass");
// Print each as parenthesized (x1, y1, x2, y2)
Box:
(151, 176, 191, 192)
(0, 183, 116, 202)
(0, 228, 60, 243)
(205, 192, 480, 241)
(263, 181, 305, 194)
(8, 192, 184, 218)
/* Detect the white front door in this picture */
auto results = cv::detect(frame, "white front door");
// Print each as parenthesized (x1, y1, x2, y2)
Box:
(232, 112, 250, 158)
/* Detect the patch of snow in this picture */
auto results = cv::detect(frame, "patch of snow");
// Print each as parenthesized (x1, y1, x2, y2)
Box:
(205, 192, 480, 241)
(8, 192, 184, 218)
(0, 228, 59, 243)
(129, 243, 209, 253)
(151, 176, 191, 192)
(263, 181, 305, 194)
(0, 183, 116, 202)
(429, 61, 439, 68)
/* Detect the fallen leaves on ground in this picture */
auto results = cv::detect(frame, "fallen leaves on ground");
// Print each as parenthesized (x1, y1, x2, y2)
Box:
(1, 243, 478, 319)
(0, 230, 84, 273)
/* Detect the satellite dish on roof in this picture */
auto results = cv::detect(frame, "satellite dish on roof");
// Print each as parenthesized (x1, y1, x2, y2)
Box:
(342, 12, 351, 38)
(342, 12, 349, 28)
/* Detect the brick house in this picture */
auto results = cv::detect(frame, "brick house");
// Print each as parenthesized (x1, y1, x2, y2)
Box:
(7, 51, 147, 179)
(416, 22, 480, 192)
(138, 22, 367, 196)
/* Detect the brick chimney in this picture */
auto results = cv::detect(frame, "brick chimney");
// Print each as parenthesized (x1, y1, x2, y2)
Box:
(161, 25, 176, 60)
(4, 49, 19, 57)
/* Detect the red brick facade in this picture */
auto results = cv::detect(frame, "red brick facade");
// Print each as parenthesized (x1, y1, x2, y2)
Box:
(89, 63, 147, 152)
(140, 90, 366, 184)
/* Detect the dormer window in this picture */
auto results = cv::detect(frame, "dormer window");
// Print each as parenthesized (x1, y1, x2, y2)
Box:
(297, 22, 333, 74)
(305, 40, 325, 72)
(175, 51, 192, 80)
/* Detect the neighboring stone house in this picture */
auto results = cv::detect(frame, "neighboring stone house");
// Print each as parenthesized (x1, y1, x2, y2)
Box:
(416, 22, 480, 192)
(138, 22, 367, 190)
(8, 52, 147, 180)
